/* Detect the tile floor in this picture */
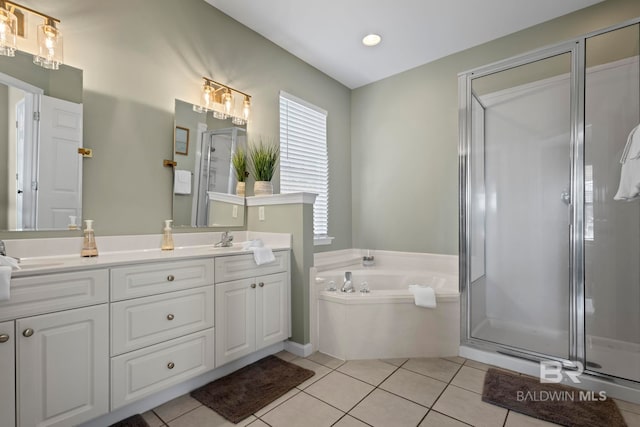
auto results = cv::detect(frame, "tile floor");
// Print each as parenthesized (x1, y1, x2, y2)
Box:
(141, 351, 640, 427)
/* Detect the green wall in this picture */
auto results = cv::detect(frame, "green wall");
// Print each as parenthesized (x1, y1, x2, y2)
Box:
(0, 0, 352, 249)
(351, 0, 640, 255)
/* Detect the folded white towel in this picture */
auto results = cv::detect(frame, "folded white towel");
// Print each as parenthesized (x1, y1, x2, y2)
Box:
(174, 169, 192, 195)
(409, 285, 437, 308)
(242, 239, 275, 265)
(0, 266, 10, 301)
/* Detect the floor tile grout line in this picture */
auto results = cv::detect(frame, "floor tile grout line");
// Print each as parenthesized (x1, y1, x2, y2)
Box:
(152, 403, 203, 424)
(429, 409, 475, 426)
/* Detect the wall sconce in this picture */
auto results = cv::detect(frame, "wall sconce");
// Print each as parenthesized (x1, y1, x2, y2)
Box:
(0, 1, 63, 69)
(194, 77, 252, 125)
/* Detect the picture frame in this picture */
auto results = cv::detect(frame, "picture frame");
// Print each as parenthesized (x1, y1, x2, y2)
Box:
(175, 126, 189, 155)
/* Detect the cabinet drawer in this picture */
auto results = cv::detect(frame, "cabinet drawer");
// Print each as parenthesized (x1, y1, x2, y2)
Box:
(0, 269, 108, 322)
(111, 329, 215, 410)
(215, 251, 289, 283)
(111, 286, 214, 356)
(111, 259, 214, 301)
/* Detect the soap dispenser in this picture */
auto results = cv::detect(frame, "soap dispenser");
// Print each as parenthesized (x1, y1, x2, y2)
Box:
(81, 220, 99, 257)
(161, 219, 174, 251)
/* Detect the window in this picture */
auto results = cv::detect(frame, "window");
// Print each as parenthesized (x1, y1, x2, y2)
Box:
(279, 91, 330, 241)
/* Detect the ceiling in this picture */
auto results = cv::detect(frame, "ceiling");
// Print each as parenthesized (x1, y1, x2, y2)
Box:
(205, 0, 604, 89)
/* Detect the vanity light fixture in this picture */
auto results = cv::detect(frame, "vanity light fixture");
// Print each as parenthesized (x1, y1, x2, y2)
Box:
(0, 1, 63, 69)
(195, 77, 252, 124)
(362, 33, 382, 47)
(0, 1, 17, 57)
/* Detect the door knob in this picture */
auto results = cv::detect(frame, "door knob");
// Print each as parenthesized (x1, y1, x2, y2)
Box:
(250, 283, 256, 289)
(167, 314, 175, 321)
(0, 334, 9, 343)
(167, 275, 175, 282)
(167, 362, 175, 369)
(259, 282, 264, 287)
(22, 328, 34, 338)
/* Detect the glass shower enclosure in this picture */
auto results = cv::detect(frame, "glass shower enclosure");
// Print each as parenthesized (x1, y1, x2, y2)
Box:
(459, 19, 640, 385)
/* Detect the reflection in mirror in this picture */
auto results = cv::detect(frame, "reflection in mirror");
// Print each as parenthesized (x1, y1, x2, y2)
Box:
(0, 50, 83, 231)
(173, 99, 247, 228)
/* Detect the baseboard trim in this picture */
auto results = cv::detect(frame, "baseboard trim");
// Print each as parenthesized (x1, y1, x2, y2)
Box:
(285, 340, 313, 357)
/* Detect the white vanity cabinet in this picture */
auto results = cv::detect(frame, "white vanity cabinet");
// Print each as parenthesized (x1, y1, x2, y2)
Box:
(214, 251, 290, 367)
(0, 321, 15, 427)
(109, 259, 216, 410)
(0, 270, 110, 427)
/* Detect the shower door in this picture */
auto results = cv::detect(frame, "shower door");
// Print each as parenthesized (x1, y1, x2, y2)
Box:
(583, 23, 640, 382)
(461, 45, 579, 362)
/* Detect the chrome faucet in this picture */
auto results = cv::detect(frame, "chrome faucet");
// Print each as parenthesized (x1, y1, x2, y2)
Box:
(341, 271, 354, 293)
(0, 240, 5, 257)
(215, 231, 234, 247)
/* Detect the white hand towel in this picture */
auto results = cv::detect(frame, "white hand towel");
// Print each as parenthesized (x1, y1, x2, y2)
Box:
(409, 285, 437, 308)
(242, 239, 275, 265)
(0, 266, 11, 301)
(174, 170, 192, 195)
(252, 247, 276, 266)
(614, 157, 640, 201)
(0, 256, 20, 270)
(620, 124, 640, 164)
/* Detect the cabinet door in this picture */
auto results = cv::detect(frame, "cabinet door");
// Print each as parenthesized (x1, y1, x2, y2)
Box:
(0, 321, 15, 427)
(215, 278, 256, 367)
(256, 272, 289, 350)
(17, 304, 109, 427)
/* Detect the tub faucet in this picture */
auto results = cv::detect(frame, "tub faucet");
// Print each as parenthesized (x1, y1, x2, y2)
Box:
(0, 240, 5, 257)
(215, 231, 234, 247)
(341, 271, 354, 293)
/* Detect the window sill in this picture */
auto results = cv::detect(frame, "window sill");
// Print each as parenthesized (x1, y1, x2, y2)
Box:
(314, 236, 334, 246)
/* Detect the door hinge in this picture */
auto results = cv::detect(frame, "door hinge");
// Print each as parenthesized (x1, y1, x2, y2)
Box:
(33, 111, 40, 121)
(31, 181, 37, 191)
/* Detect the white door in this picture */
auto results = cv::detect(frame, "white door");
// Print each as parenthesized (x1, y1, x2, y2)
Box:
(215, 278, 256, 367)
(37, 95, 83, 229)
(256, 272, 289, 350)
(16, 305, 108, 427)
(0, 321, 15, 427)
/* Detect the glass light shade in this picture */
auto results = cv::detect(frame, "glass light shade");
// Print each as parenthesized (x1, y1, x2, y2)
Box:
(242, 96, 251, 121)
(222, 90, 233, 115)
(34, 22, 63, 70)
(0, 7, 17, 57)
(200, 83, 213, 111)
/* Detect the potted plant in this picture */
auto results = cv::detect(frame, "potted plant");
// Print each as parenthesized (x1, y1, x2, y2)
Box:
(249, 139, 279, 196)
(231, 146, 249, 196)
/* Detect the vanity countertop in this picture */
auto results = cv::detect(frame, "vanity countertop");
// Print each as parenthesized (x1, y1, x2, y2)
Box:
(6, 231, 291, 277)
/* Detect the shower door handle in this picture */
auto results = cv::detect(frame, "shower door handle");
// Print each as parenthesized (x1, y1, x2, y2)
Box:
(561, 191, 571, 205)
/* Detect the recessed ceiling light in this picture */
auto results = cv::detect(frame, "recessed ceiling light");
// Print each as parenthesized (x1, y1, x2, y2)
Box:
(362, 34, 382, 47)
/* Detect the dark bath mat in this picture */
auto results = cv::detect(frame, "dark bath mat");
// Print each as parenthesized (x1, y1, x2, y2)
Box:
(482, 368, 627, 427)
(109, 414, 149, 427)
(191, 354, 315, 424)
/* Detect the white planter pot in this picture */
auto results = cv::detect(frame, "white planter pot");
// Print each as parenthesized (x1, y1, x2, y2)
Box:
(254, 181, 273, 196)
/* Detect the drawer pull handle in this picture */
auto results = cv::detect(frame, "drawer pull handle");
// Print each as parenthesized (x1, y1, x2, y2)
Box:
(167, 275, 175, 282)
(167, 314, 175, 321)
(259, 282, 265, 287)
(22, 328, 34, 338)
(167, 362, 175, 369)
(250, 283, 256, 289)
(0, 334, 9, 343)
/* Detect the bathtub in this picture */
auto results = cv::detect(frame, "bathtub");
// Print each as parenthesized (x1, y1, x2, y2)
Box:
(313, 254, 460, 360)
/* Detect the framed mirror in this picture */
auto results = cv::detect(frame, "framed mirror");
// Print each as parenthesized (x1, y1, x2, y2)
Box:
(172, 99, 247, 228)
(0, 50, 83, 231)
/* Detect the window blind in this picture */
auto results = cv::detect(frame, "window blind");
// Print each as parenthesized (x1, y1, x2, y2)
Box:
(279, 91, 329, 236)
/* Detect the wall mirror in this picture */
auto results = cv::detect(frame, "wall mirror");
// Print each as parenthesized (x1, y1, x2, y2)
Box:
(0, 50, 83, 232)
(172, 99, 247, 228)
